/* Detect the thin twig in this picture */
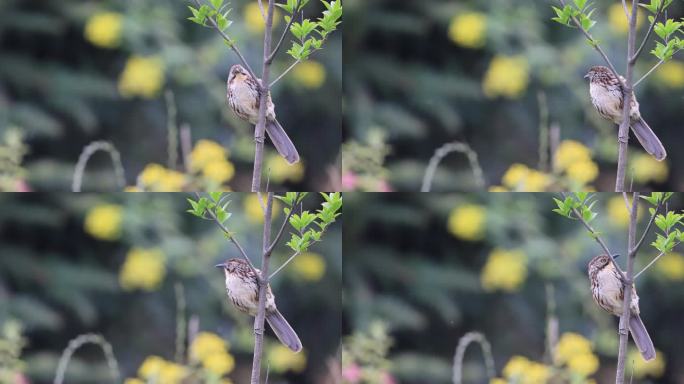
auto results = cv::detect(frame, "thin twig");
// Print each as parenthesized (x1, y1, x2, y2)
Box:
(267, 0, 300, 64)
(270, 59, 301, 87)
(165, 90, 179, 170)
(633, 50, 683, 88)
(174, 283, 187, 364)
(560, 192, 626, 281)
(269, 251, 301, 279)
(72, 141, 126, 192)
(558, 0, 623, 83)
(631, 199, 662, 255)
(192, 0, 259, 82)
(631, 3, 664, 62)
(452, 332, 495, 384)
(54, 334, 120, 384)
(267, 192, 300, 255)
(421, 141, 485, 192)
(180, 123, 193, 173)
(538, 91, 550, 172)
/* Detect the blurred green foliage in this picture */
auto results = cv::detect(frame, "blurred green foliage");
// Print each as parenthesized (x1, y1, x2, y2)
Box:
(0, 0, 341, 191)
(0, 193, 341, 383)
(344, 0, 684, 191)
(343, 192, 684, 383)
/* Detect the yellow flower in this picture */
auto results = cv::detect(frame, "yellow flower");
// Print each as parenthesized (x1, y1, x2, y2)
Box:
(124, 379, 144, 384)
(488, 186, 508, 192)
(119, 248, 166, 291)
(555, 332, 593, 364)
(481, 249, 527, 292)
(606, 196, 643, 228)
(555, 140, 592, 172)
(483, 55, 529, 99)
(119, 56, 165, 98)
(138, 163, 187, 191)
(631, 152, 668, 183)
(203, 161, 235, 184)
(84, 204, 123, 241)
(244, 2, 280, 34)
(502, 355, 530, 379)
(525, 361, 551, 383)
(608, 3, 644, 34)
(448, 12, 487, 48)
(628, 348, 665, 378)
(655, 252, 684, 281)
(138, 356, 165, 378)
(567, 353, 599, 377)
(190, 140, 228, 172)
(447, 204, 486, 241)
(292, 61, 326, 89)
(267, 345, 306, 373)
(291, 252, 326, 281)
(124, 186, 142, 192)
(266, 154, 305, 183)
(655, 61, 684, 88)
(191, 332, 229, 362)
(490, 379, 507, 384)
(501, 163, 550, 192)
(566, 160, 599, 185)
(202, 353, 235, 376)
(243, 194, 281, 223)
(84, 12, 123, 48)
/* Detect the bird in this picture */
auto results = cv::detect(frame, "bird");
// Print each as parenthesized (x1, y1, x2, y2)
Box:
(585, 65, 666, 161)
(587, 254, 655, 361)
(216, 258, 302, 352)
(227, 64, 300, 164)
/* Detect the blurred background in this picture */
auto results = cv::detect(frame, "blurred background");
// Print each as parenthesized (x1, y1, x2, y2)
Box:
(343, 192, 684, 383)
(343, 0, 684, 192)
(0, 192, 342, 383)
(0, 0, 342, 192)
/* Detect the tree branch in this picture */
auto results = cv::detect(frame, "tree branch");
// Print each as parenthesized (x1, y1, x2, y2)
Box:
(192, 0, 259, 82)
(558, 0, 623, 84)
(633, 49, 683, 88)
(251, 193, 274, 384)
(560, 192, 626, 281)
(251, 0, 277, 192)
(631, 3, 664, 63)
(267, 193, 300, 255)
(267, 0, 300, 64)
(270, 59, 301, 87)
(269, 250, 301, 280)
(615, 192, 639, 384)
(631, 199, 662, 256)
(615, 0, 639, 192)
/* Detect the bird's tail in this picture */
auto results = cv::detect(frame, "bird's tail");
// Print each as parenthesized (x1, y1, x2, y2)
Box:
(631, 118, 667, 161)
(266, 309, 302, 352)
(265, 119, 300, 164)
(629, 314, 656, 361)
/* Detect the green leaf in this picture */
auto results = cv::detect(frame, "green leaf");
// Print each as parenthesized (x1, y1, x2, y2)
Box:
(210, 0, 224, 9)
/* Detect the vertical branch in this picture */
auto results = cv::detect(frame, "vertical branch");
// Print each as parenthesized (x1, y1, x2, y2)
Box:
(615, 192, 639, 384)
(251, 0, 277, 192)
(615, 1, 639, 192)
(250, 192, 274, 384)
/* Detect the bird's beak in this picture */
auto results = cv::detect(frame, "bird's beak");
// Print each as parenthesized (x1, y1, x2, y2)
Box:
(584, 73, 590, 79)
(611, 254, 620, 259)
(215, 263, 227, 269)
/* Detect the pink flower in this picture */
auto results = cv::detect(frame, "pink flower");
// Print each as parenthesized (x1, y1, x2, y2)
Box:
(15, 373, 30, 384)
(377, 180, 393, 192)
(342, 171, 359, 191)
(342, 363, 362, 383)
(381, 372, 397, 384)
(14, 180, 31, 192)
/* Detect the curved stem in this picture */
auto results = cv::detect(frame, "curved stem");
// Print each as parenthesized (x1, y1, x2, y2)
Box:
(72, 141, 126, 192)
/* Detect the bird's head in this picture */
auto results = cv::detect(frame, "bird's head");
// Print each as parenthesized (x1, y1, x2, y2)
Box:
(584, 65, 611, 81)
(229, 64, 248, 83)
(215, 258, 248, 273)
(588, 253, 618, 275)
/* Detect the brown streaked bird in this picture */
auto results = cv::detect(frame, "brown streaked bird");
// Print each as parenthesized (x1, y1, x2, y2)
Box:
(227, 64, 300, 164)
(588, 254, 655, 361)
(216, 258, 302, 352)
(585, 65, 666, 161)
